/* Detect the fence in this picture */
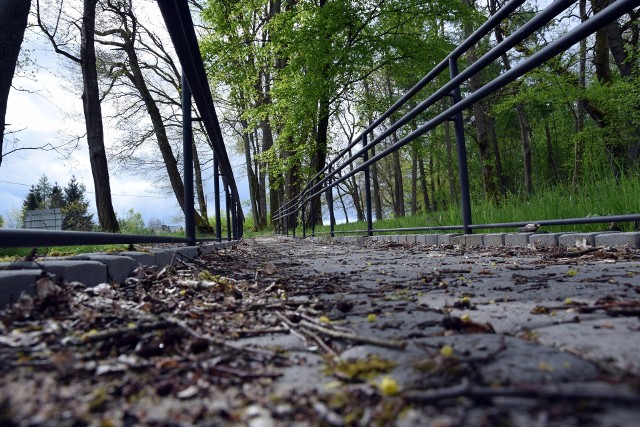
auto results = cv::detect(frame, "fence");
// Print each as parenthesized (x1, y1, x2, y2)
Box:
(0, 0, 242, 249)
(273, 0, 640, 238)
(23, 208, 63, 230)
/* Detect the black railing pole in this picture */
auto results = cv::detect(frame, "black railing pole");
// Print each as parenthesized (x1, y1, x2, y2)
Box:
(327, 167, 335, 238)
(231, 197, 237, 240)
(182, 71, 197, 246)
(311, 181, 316, 237)
(213, 154, 222, 241)
(449, 57, 473, 234)
(362, 133, 373, 236)
(302, 200, 307, 238)
(224, 183, 232, 241)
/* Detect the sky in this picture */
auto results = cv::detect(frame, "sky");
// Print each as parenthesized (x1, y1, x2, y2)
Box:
(1, 16, 249, 229)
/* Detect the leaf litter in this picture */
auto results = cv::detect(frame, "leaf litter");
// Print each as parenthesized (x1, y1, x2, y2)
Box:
(0, 237, 639, 426)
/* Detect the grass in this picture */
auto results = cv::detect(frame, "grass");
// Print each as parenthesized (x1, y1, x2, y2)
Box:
(2, 176, 637, 259)
(295, 175, 640, 236)
(0, 244, 134, 262)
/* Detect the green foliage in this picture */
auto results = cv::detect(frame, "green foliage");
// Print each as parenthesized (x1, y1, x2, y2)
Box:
(0, 215, 4, 229)
(118, 208, 147, 234)
(308, 175, 640, 235)
(61, 176, 94, 231)
(61, 201, 94, 232)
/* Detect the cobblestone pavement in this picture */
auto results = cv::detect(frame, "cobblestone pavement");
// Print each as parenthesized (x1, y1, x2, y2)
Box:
(1, 235, 639, 426)
(236, 236, 640, 426)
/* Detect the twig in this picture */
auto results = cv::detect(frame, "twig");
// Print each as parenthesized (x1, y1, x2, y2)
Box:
(548, 247, 601, 259)
(163, 316, 280, 358)
(275, 311, 308, 347)
(298, 320, 406, 350)
(300, 326, 339, 358)
(404, 379, 640, 404)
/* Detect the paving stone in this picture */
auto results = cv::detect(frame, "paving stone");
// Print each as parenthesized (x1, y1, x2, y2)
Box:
(415, 234, 439, 245)
(529, 233, 561, 247)
(175, 247, 199, 262)
(504, 233, 534, 246)
(437, 233, 462, 245)
(558, 232, 600, 247)
(451, 234, 483, 247)
(150, 249, 177, 267)
(595, 232, 640, 248)
(115, 251, 156, 267)
(69, 254, 137, 283)
(0, 270, 42, 307)
(483, 233, 506, 246)
(405, 235, 418, 244)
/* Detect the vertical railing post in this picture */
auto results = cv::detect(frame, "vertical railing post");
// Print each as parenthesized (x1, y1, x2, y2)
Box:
(301, 198, 307, 238)
(449, 57, 473, 234)
(362, 133, 373, 236)
(310, 181, 316, 237)
(213, 154, 222, 242)
(231, 197, 238, 240)
(224, 182, 232, 241)
(327, 166, 335, 238)
(182, 71, 196, 246)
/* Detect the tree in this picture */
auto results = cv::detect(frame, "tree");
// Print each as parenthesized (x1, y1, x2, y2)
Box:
(36, 0, 120, 232)
(0, 0, 31, 166)
(95, 0, 212, 232)
(49, 183, 64, 208)
(22, 186, 43, 212)
(62, 176, 94, 231)
(0, 214, 4, 229)
(119, 208, 146, 234)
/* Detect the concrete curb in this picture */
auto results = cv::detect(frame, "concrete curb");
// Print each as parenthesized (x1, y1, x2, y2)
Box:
(320, 231, 640, 249)
(0, 240, 239, 308)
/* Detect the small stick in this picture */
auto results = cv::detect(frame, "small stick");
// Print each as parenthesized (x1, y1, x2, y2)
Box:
(298, 320, 406, 350)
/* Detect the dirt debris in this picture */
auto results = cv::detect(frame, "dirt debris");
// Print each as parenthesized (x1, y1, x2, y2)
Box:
(1, 236, 639, 426)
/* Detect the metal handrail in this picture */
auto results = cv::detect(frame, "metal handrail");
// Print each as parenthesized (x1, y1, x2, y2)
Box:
(274, 0, 639, 237)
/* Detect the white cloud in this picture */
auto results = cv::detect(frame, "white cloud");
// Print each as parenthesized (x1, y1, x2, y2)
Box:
(1, 10, 251, 230)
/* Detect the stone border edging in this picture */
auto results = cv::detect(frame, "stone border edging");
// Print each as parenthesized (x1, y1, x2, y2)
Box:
(314, 231, 640, 249)
(0, 241, 239, 308)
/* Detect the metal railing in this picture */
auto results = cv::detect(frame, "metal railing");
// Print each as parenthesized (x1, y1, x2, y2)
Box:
(0, 0, 243, 249)
(273, 0, 639, 238)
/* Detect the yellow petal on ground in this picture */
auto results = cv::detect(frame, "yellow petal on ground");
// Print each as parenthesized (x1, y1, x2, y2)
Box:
(319, 316, 331, 323)
(379, 376, 400, 396)
(440, 345, 454, 357)
(367, 313, 377, 322)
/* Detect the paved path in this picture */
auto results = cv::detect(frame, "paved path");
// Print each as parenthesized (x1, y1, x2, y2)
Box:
(1, 236, 639, 426)
(236, 236, 640, 426)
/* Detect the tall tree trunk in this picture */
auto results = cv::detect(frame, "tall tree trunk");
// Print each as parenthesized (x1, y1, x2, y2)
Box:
(81, 0, 119, 232)
(390, 131, 405, 217)
(491, 0, 532, 195)
(545, 122, 559, 183)
(489, 118, 507, 195)
(429, 152, 437, 211)
(418, 157, 430, 213)
(113, 30, 209, 230)
(336, 184, 349, 223)
(516, 104, 533, 194)
(442, 100, 458, 203)
(242, 118, 262, 230)
(0, 0, 30, 165)
(345, 147, 364, 221)
(465, 0, 498, 201)
(192, 140, 210, 230)
(363, 79, 382, 221)
(573, 0, 587, 188)
(309, 95, 329, 226)
(410, 145, 418, 215)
